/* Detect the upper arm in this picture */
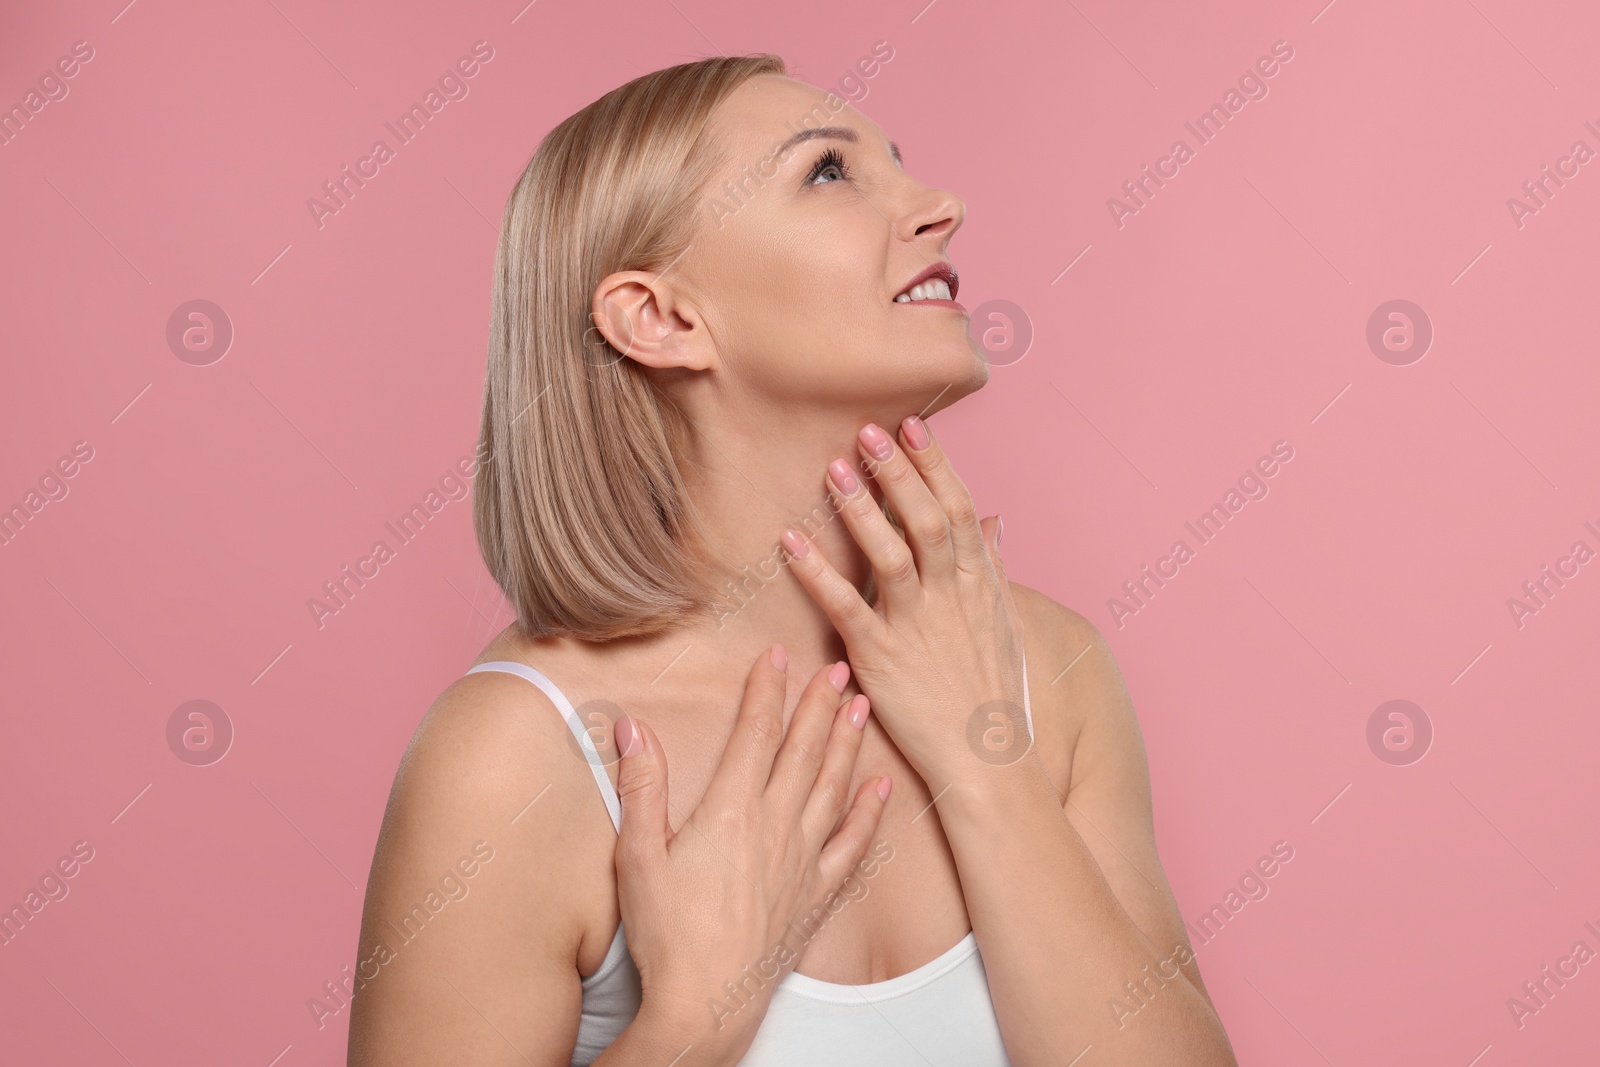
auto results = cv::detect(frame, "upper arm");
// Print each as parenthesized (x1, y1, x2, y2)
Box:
(1012, 583, 1216, 1007)
(347, 674, 595, 1066)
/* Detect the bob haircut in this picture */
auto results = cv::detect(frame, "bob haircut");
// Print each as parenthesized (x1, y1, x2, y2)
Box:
(475, 53, 788, 641)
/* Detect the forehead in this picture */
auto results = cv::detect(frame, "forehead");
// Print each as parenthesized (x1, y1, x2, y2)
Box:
(707, 73, 897, 167)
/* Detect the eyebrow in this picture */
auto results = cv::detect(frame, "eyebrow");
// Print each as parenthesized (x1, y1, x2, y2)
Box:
(776, 125, 902, 167)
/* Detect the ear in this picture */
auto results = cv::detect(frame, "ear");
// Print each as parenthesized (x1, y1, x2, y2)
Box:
(587, 270, 714, 372)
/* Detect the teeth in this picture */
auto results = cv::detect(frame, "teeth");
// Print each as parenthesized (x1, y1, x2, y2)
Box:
(895, 278, 952, 303)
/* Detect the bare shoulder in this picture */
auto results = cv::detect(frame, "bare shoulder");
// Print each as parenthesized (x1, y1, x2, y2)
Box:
(1007, 580, 1143, 798)
(348, 667, 606, 1065)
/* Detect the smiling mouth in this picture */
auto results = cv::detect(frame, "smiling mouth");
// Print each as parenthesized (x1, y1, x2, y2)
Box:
(893, 264, 962, 308)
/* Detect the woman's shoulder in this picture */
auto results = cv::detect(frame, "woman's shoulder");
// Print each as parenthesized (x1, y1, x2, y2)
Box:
(350, 638, 608, 1059)
(1006, 580, 1138, 796)
(368, 631, 616, 912)
(390, 634, 609, 840)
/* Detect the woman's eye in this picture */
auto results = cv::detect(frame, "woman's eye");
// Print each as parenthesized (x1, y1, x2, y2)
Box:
(807, 148, 850, 186)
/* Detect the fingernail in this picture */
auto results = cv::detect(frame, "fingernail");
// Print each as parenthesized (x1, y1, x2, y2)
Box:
(770, 643, 788, 671)
(781, 528, 810, 559)
(858, 423, 894, 462)
(828, 661, 850, 692)
(828, 459, 860, 496)
(848, 694, 870, 729)
(614, 714, 638, 758)
(997, 514, 1004, 545)
(901, 415, 929, 451)
(876, 775, 892, 801)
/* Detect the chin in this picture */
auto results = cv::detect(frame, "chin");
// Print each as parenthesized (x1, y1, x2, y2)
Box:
(910, 346, 989, 418)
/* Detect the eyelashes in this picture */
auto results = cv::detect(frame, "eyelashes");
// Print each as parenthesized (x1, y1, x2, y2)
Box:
(804, 146, 851, 187)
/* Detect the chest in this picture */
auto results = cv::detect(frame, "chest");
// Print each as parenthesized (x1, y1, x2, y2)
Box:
(571, 656, 1078, 985)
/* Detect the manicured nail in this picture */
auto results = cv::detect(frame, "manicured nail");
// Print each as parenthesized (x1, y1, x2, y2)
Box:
(997, 514, 1004, 545)
(828, 661, 851, 692)
(828, 459, 860, 495)
(614, 714, 639, 758)
(770, 643, 788, 671)
(876, 775, 892, 801)
(780, 528, 810, 558)
(901, 415, 929, 451)
(848, 694, 870, 729)
(858, 423, 894, 462)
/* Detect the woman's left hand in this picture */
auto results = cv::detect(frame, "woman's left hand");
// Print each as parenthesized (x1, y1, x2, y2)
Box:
(779, 416, 1031, 790)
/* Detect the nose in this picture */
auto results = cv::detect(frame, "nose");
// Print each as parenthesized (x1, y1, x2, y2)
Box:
(899, 184, 965, 247)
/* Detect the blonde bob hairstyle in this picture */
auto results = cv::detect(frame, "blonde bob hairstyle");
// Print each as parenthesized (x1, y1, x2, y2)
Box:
(475, 53, 815, 641)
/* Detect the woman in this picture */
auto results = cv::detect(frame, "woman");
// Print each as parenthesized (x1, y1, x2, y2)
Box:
(349, 54, 1238, 1066)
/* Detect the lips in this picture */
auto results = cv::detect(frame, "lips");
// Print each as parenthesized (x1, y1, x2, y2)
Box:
(893, 262, 959, 303)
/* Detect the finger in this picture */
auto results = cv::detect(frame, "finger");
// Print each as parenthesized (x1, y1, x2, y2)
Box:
(824, 456, 921, 613)
(801, 693, 872, 848)
(815, 775, 891, 891)
(897, 415, 989, 574)
(779, 528, 886, 648)
(766, 660, 851, 816)
(613, 714, 669, 871)
(704, 645, 789, 806)
(857, 422, 957, 586)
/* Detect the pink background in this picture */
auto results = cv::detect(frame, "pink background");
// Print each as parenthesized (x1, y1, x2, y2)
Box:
(3, 0, 1598, 1063)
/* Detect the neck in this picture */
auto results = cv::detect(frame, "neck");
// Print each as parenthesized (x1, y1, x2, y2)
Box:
(639, 406, 904, 684)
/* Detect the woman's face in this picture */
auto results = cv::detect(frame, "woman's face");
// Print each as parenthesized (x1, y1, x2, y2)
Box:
(671, 73, 988, 417)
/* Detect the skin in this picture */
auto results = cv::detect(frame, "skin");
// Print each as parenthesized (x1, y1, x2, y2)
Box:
(348, 73, 1237, 1066)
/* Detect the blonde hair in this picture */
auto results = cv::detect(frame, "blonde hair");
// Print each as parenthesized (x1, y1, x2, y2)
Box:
(474, 53, 795, 641)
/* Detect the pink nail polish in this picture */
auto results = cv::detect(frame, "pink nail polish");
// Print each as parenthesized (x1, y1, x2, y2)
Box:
(828, 459, 861, 495)
(781, 528, 810, 559)
(770, 644, 788, 671)
(828, 661, 851, 692)
(848, 694, 870, 729)
(614, 714, 637, 758)
(901, 415, 929, 451)
(876, 775, 892, 801)
(997, 514, 1004, 545)
(859, 424, 894, 462)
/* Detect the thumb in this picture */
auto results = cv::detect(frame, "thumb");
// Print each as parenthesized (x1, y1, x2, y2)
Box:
(613, 714, 669, 865)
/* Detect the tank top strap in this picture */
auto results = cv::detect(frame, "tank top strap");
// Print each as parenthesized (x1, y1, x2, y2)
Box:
(464, 661, 623, 835)
(465, 650, 1032, 834)
(1021, 648, 1035, 741)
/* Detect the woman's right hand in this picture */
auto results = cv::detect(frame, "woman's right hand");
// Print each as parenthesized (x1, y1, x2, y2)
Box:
(610, 644, 891, 1056)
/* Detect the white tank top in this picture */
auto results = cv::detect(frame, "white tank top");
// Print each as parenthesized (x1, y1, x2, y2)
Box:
(464, 655, 1033, 1066)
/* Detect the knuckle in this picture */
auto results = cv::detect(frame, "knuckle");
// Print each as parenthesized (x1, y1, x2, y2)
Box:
(811, 773, 843, 814)
(745, 710, 783, 747)
(946, 492, 979, 529)
(883, 549, 917, 585)
(883, 458, 918, 487)
(615, 762, 657, 799)
(916, 514, 954, 550)
(789, 736, 823, 771)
